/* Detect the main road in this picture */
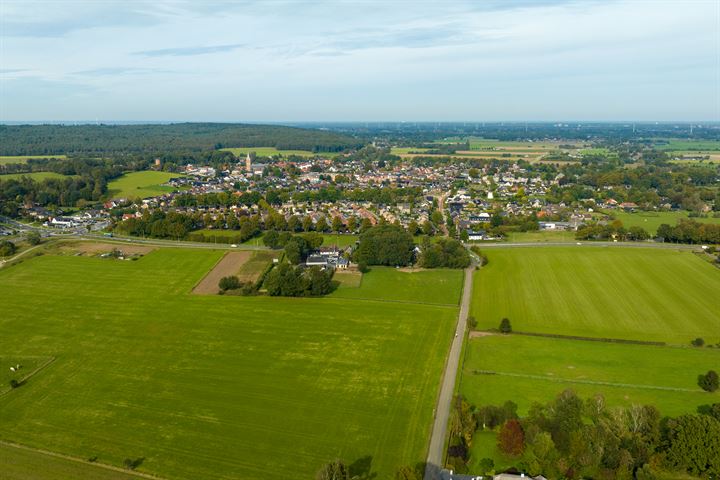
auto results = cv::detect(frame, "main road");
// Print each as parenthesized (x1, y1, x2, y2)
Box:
(424, 260, 476, 479)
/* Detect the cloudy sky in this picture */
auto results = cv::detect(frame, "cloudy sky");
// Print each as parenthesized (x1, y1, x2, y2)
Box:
(1, 0, 718, 122)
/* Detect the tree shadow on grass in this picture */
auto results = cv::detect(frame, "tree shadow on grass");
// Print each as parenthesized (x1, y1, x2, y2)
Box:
(349, 455, 376, 479)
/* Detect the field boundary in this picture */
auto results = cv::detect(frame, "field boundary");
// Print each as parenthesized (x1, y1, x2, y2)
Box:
(471, 370, 698, 393)
(0, 440, 169, 480)
(328, 295, 458, 308)
(509, 331, 666, 346)
(0, 356, 55, 397)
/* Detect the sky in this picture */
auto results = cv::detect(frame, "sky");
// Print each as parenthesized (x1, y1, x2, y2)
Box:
(0, 0, 718, 122)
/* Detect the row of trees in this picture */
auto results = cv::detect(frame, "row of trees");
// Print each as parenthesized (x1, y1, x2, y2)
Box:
(448, 389, 720, 479)
(575, 221, 650, 242)
(657, 219, 720, 244)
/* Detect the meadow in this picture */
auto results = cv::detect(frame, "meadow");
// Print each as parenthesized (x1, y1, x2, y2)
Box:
(0, 247, 457, 479)
(460, 335, 720, 417)
(330, 266, 464, 306)
(219, 147, 337, 158)
(0, 172, 70, 182)
(0, 443, 140, 480)
(471, 247, 720, 344)
(106, 171, 183, 199)
(612, 210, 720, 233)
(0, 155, 67, 165)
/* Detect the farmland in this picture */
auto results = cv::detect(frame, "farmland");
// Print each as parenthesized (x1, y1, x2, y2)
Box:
(460, 335, 720, 417)
(471, 247, 720, 344)
(612, 210, 720, 233)
(0, 247, 457, 479)
(0, 443, 140, 480)
(106, 171, 183, 199)
(220, 147, 337, 158)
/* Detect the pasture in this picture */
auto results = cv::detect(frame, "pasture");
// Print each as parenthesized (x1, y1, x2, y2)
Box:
(471, 247, 720, 344)
(612, 210, 720, 233)
(106, 171, 183, 199)
(461, 335, 720, 417)
(0, 171, 70, 182)
(219, 147, 336, 158)
(0, 442, 140, 480)
(0, 155, 67, 165)
(0, 247, 457, 480)
(330, 266, 464, 306)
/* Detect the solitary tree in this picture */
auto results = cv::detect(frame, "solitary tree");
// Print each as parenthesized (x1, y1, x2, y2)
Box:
(499, 318, 512, 334)
(498, 419, 524, 456)
(26, 230, 41, 245)
(698, 370, 719, 392)
(316, 460, 349, 480)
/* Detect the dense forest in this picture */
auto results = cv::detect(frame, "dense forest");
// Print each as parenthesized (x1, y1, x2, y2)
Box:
(0, 123, 363, 155)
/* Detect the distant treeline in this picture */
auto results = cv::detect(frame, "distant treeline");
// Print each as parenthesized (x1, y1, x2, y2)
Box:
(0, 123, 363, 155)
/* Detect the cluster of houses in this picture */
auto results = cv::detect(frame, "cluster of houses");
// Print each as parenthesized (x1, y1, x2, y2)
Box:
(305, 246, 352, 270)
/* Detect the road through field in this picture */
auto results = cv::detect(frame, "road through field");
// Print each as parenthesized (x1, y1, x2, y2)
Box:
(425, 262, 476, 479)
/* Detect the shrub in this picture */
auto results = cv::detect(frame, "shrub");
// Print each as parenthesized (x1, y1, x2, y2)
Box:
(357, 261, 369, 273)
(499, 317, 512, 334)
(9, 379, 20, 389)
(698, 370, 719, 392)
(692, 337, 705, 347)
(467, 316, 478, 330)
(218, 275, 241, 292)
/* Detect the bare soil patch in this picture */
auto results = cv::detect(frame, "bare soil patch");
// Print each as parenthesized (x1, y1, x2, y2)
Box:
(192, 251, 252, 295)
(64, 242, 154, 255)
(469, 331, 495, 338)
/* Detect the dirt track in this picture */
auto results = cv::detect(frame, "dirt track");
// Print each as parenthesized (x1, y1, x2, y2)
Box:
(192, 251, 252, 294)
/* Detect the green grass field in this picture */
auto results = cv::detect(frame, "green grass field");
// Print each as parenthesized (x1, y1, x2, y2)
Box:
(0, 443, 140, 480)
(612, 210, 720, 234)
(656, 139, 720, 151)
(107, 171, 183, 199)
(461, 335, 719, 417)
(0, 172, 70, 182)
(220, 147, 336, 158)
(330, 266, 464, 306)
(322, 233, 359, 247)
(0, 155, 67, 165)
(472, 247, 720, 344)
(0, 248, 456, 480)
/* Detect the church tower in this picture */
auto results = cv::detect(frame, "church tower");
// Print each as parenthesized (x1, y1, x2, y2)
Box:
(245, 153, 252, 172)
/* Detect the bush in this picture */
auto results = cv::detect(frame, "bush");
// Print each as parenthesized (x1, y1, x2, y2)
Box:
(478, 458, 495, 474)
(0, 240, 16, 257)
(9, 379, 20, 389)
(26, 230, 41, 245)
(692, 337, 705, 347)
(698, 370, 719, 392)
(218, 275, 241, 292)
(499, 317, 512, 334)
(467, 316, 478, 330)
(357, 261, 369, 273)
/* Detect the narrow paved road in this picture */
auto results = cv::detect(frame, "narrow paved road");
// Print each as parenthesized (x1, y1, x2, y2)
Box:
(424, 261, 476, 479)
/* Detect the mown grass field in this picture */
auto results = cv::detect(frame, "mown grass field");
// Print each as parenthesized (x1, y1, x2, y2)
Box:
(0, 248, 456, 480)
(107, 171, 183, 199)
(461, 335, 720, 417)
(220, 147, 337, 158)
(471, 247, 720, 344)
(330, 266, 463, 306)
(0, 155, 67, 165)
(0, 171, 70, 182)
(612, 210, 720, 234)
(0, 443, 140, 480)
